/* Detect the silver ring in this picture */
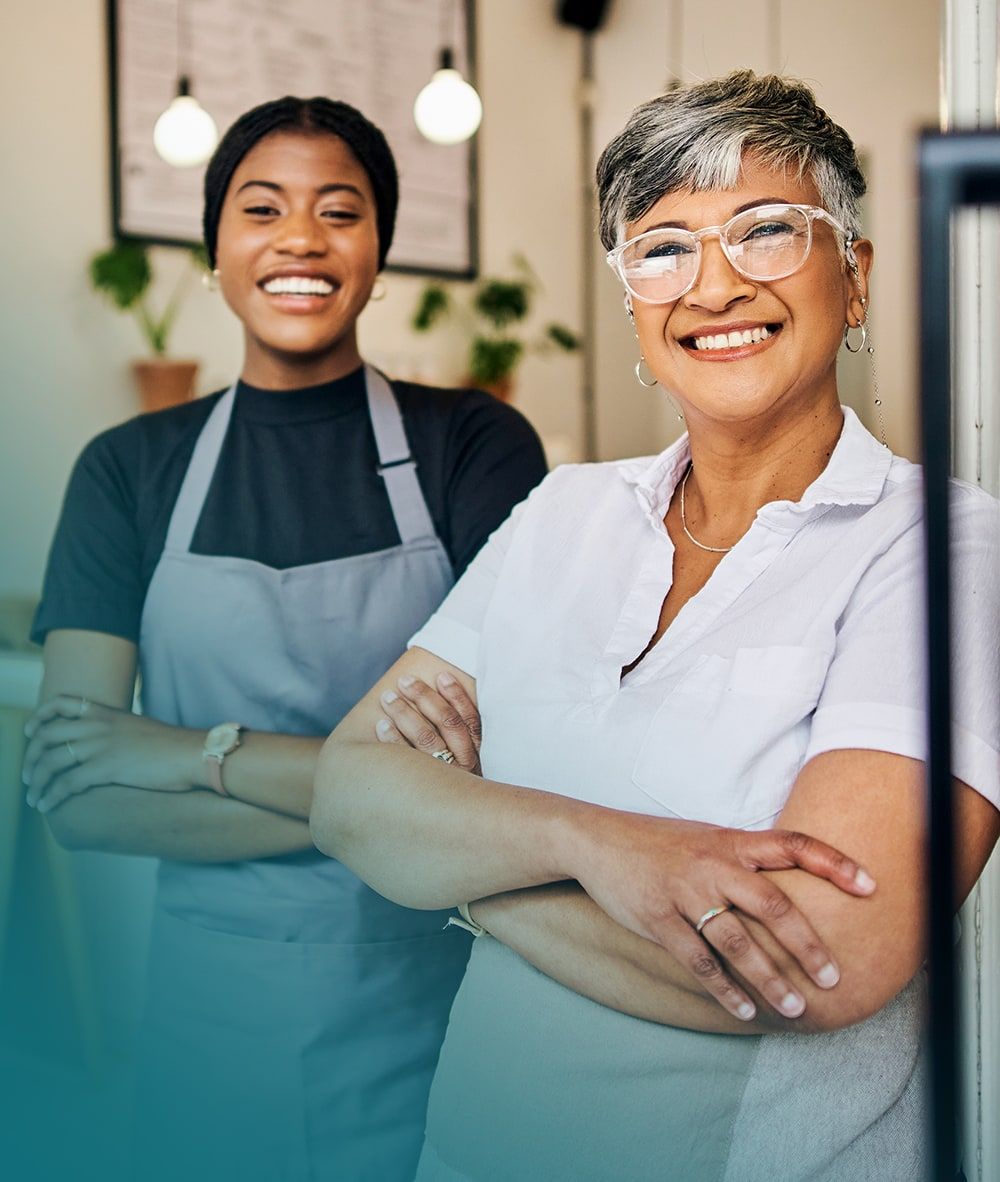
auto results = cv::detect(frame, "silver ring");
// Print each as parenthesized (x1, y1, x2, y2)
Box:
(64, 740, 79, 765)
(77, 697, 90, 717)
(431, 749, 456, 764)
(695, 905, 730, 934)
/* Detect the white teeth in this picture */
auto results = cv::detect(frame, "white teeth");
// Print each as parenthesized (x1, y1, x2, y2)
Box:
(691, 325, 772, 352)
(263, 276, 334, 295)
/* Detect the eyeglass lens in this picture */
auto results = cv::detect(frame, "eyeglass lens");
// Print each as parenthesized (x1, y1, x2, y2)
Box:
(618, 205, 813, 303)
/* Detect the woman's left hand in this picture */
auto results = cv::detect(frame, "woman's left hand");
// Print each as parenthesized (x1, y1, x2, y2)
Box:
(375, 672, 483, 775)
(23, 695, 203, 812)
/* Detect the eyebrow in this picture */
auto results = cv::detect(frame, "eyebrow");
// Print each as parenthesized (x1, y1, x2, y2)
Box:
(234, 180, 366, 199)
(643, 197, 790, 231)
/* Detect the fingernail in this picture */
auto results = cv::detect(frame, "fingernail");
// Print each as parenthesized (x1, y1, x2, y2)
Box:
(816, 962, 840, 988)
(24, 795, 34, 809)
(779, 992, 805, 1017)
(21, 771, 29, 786)
(375, 719, 393, 739)
(854, 868, 876, 893)
(397, 676, 415, 689)
(437, 672, 455, 686)
(737, 1002, 756, 1021)
(380, 690, 398, 705)
(37, 800, 49, 814)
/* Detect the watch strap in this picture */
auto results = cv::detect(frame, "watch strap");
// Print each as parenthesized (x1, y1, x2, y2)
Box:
(202, 752, 228, 796)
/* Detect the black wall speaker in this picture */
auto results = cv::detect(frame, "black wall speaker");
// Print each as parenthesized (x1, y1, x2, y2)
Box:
(557, 0, 613, 33)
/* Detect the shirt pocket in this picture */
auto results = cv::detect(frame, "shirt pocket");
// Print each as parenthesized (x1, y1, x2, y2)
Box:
(631, 646, 828, 829)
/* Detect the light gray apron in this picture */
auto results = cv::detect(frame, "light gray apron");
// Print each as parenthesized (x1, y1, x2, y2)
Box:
(131, 367, 470, 1182)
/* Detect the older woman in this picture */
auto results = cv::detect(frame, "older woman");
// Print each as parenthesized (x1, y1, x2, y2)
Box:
(311, 72, 1000, 1179)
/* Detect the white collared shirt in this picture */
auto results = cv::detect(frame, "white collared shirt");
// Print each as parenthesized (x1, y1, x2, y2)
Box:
(411, 408, 1000, 826)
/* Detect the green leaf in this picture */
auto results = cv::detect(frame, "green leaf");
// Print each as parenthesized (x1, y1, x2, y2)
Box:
(89, 242, 152, 310)
(473, 280, 529, 329)
(188, 242, 211, 272)
(469, 337, 522, 385)
(412, 284, 450, 331)
(545, 323, 581, 351)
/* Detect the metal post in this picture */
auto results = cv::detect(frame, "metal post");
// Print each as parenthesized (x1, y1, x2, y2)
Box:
(918, 129, 1000, 1182)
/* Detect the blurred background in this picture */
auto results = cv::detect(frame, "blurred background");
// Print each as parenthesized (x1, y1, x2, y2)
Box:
(1, 1, 998, 1179)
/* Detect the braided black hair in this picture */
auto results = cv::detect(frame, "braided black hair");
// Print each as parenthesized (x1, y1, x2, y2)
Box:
(203, 96, 399, 269)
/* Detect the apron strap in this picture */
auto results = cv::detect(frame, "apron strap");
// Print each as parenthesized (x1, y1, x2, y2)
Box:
(164, 386, 237, 552)
(364, 366, 438, 545)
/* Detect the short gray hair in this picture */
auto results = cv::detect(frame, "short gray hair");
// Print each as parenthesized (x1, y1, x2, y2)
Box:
(596, 70, 866, 251)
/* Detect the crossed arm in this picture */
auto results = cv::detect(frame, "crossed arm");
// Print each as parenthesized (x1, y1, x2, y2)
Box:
(26, 629, 322, 861)
(312, 645, 1000, 1034)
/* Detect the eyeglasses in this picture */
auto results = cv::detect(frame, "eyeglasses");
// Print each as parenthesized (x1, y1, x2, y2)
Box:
(606, 203, 852, 304)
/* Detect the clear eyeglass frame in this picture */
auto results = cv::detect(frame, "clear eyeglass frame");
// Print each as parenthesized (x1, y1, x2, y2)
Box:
(606, 202, 853, 305)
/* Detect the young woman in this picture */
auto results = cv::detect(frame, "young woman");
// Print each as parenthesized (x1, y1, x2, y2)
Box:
(313, 73, 1000, 1179)
(23, 97, 546, 1181)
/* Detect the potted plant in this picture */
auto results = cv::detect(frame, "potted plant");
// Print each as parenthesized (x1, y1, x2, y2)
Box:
(411, 254, 580, 401)
(88, 241, 208, 413)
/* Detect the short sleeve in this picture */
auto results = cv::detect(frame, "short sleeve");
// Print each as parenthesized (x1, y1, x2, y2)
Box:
(805, 485, 1000, 808)
(440, 391, 548, 578)
(409, 495, 530, 677)
(31, 430, 145, 645)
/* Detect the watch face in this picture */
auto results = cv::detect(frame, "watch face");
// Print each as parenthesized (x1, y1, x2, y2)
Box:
(205, 723, 242, 758)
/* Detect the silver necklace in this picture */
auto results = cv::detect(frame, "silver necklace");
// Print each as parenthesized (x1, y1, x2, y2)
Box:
(679, 463, 735, 554)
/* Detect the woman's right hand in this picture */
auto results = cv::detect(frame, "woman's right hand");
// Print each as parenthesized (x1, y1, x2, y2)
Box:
(567, 810, 876, 1022)
(374, 671, 483, 776)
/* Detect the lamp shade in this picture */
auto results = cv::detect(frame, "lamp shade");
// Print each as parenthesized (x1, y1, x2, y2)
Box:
(153, 91, 218, 168)
(413, 67, 482, 145)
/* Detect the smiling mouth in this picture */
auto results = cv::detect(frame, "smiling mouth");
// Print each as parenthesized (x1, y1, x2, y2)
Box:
(681, 323, 781, 352)
(260, 276, 337, 297)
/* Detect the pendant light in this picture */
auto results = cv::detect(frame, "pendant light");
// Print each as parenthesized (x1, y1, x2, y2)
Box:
(413, 1, 482, 144)
(153, 1, 218, 168)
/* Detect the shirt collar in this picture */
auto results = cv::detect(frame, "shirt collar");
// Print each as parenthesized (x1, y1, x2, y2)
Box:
(621, 406, 893, 525)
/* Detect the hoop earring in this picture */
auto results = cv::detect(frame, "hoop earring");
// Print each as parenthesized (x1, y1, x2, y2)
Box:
(843, 321, 867, 353)
(635, 356, 658, 387)
(202, 268, 220, 292)
(369, 278, 387, 302)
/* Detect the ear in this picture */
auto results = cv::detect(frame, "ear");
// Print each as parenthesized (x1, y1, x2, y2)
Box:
(844, 238, 873, 327)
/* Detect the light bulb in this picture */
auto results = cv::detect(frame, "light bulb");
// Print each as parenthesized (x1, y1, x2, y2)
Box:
(153, 83, 218, 168)
(413, 62, 482, 145)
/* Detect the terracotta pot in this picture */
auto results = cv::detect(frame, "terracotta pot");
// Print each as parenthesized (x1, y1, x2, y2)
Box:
(131, 358, 199, 413)
(464, 373, 514, 403)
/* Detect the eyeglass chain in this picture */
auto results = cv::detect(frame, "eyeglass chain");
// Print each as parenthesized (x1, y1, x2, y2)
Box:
(862, 298, 887, 448)
(846, 286, 888, 448)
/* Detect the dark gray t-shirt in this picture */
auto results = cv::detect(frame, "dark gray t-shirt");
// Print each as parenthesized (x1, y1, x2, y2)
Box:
(33, 367, 548, 644)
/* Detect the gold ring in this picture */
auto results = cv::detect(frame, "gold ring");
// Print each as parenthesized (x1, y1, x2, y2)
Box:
(695, 905, 730, 934)
(431, 749, 456, 764)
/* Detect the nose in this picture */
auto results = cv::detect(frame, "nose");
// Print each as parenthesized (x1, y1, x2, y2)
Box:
(683, 234, 754, 311)
(272, 208, 327, 256)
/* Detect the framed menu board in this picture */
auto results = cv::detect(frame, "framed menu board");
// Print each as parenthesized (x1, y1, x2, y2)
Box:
(108, 0, 478, 277)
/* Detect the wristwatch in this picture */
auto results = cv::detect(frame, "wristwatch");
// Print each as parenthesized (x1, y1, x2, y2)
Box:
(201, 722, 244, 796)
